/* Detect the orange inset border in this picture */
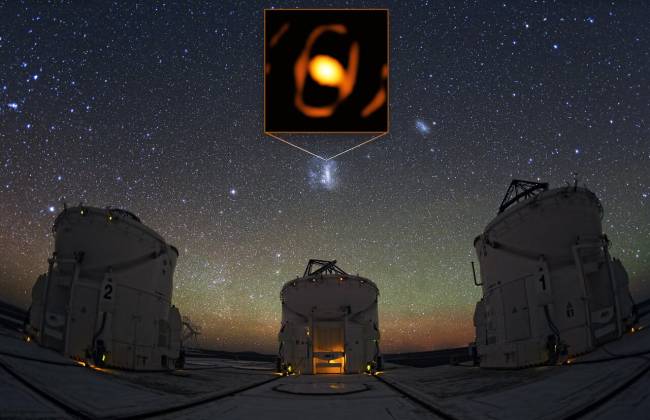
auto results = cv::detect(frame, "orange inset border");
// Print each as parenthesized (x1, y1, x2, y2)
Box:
(263, 8, 390, 136)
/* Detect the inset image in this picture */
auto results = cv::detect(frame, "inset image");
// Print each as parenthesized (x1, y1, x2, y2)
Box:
(265, 9, 389, 133)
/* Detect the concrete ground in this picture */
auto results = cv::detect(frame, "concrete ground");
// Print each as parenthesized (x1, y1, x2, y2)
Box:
(161, 373, 439, 420)
(1, 317, 650, 419)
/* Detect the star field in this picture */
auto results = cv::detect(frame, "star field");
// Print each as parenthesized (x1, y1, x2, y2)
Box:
(0, 1, 648, 353)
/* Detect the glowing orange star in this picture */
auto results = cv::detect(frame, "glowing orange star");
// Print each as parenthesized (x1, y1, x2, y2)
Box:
(308, 55, 345, 87)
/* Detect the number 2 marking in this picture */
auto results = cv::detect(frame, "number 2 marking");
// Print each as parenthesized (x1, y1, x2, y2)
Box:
(103, 284, 113, 300)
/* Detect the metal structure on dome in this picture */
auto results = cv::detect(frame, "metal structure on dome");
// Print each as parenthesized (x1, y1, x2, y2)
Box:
(303, 259, 348, 277)
(498, 179, 549, 214)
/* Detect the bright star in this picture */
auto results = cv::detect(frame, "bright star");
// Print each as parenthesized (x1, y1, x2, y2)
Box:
(308, 55, 344, 87)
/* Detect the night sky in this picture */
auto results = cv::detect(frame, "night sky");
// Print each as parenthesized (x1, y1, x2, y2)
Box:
(1, 1, 648, 353)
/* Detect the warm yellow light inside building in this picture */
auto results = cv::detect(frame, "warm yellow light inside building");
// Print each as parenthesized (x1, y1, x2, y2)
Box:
(308, 55, 345, 87)
(314, 356, 345, 374)
(313, 322, 345, 374)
